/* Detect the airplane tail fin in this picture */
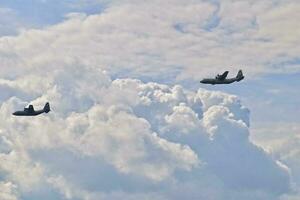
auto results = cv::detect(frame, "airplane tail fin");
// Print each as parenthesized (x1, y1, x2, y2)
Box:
(44, 102, 50, 113)
(236, 70, 244, 81)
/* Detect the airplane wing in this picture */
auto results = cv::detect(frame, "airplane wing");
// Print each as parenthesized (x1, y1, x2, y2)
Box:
(28, 105, 34, 112)
(217, 71, 229, 80)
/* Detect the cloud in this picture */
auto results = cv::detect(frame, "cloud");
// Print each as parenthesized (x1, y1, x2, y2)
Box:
(0, 182, 18, 200)
(0, 0, 298, 199)
(252, 122, 300, 199)
(0, 0, 299, 82)
(0, 64, 291, 199)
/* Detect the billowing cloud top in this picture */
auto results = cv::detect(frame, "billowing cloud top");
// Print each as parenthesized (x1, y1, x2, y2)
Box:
(0, 65, 291, 199)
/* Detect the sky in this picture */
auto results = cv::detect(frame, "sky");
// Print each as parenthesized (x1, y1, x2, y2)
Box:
(0, 0, 299, 199)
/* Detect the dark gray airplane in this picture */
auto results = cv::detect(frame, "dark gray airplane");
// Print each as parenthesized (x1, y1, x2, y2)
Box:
(200, 70, 244, 85)
(13, 102, 50, 116)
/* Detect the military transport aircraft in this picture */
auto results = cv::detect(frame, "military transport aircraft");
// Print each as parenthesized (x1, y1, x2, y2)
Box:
(13, 102, 50, 116)
(200, 70, 244, 85)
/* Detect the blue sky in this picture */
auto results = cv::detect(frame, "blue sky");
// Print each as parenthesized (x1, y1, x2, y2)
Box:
(0, 0, 299, 199)
(0, 0, 106, 27)
(201, 73, 300, 123)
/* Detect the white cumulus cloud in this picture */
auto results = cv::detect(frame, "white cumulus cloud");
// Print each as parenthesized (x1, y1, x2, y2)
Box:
(0, 65, 291, 199)
(0, 0, 298, 199)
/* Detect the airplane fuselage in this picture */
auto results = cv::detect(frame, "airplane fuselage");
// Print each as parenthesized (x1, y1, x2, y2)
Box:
(200, 77, 244, 85)
(13, 102, 51, 116)
(13, 110, 45, 116)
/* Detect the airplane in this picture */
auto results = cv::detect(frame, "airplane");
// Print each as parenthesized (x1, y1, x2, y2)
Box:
(13, 102, 50, 116)
(200, 70, 244, 85)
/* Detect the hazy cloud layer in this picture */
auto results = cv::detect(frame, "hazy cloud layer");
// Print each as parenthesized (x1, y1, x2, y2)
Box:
(0, 0, 299, 80)
(252, 122, 300, 200)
